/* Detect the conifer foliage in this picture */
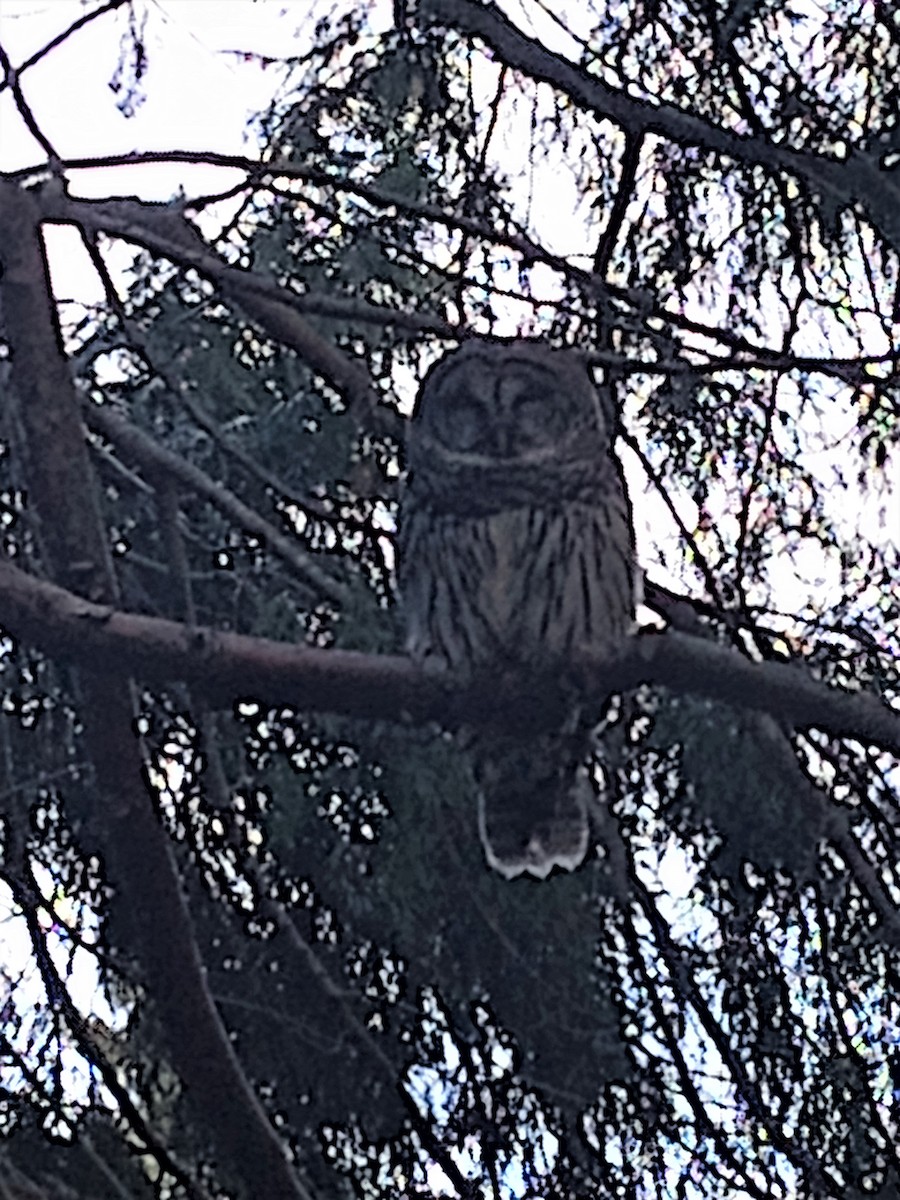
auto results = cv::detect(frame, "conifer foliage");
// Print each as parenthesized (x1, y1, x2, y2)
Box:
(0, 2, 897, 1197)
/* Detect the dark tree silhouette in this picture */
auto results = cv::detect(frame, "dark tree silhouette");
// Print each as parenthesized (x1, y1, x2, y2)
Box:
(0, 2, 897, 1198)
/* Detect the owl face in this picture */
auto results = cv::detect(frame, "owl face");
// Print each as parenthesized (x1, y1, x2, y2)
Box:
(410, 342, 603, 466)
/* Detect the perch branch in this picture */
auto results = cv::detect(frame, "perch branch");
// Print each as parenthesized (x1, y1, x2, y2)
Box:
(0, 560, 896, 757)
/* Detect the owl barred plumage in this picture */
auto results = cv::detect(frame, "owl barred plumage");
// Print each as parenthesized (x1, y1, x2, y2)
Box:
(400, 341, 636, 878)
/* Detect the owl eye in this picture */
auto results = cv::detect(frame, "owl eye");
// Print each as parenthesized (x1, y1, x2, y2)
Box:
(445, 395, 488, 451)
(512, 388, 558, 446)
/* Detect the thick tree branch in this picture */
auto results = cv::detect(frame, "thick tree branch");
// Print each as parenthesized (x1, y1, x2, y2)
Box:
(1, 560, 896, 757)
(637, 630, 899, 753)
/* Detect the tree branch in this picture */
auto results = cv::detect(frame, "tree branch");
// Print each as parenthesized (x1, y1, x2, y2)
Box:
(49, 190, 402, 434)
(1, 560, 896, 756)
(83, 401, 351, 606)
(39, 164, 889, 386)
(412, 0, 900, 252)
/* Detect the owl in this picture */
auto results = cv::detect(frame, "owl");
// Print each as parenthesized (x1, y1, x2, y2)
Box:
(400, 340, 636, 878)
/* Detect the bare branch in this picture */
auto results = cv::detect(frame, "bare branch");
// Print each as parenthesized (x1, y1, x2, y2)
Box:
(1, 560, 896, 757)
(50, 190, 402, 433)
(38, 165, 890, 385)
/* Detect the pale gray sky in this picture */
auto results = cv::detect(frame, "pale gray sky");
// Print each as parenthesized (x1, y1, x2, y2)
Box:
(0, 1, 390, 184)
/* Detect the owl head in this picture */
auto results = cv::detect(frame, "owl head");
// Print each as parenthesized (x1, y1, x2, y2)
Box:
(408, 340, 608, 464)
(406, 341, 614, 512)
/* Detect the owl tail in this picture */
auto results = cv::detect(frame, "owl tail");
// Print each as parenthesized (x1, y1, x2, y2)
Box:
(473, 731, 590, 879)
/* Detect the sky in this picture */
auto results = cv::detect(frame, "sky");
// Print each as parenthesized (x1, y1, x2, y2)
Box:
(1, 1, 295, 168)
(0, 1, 362, 299)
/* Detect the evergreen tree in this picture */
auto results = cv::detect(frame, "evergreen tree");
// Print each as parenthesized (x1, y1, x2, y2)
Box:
(0, 2, 896, 1198)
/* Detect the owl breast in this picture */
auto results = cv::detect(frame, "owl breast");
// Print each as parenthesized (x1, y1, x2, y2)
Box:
(401, 495, 633, 674)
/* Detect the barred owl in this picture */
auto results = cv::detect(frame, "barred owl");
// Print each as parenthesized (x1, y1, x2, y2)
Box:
(400, 341, 636, 879)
